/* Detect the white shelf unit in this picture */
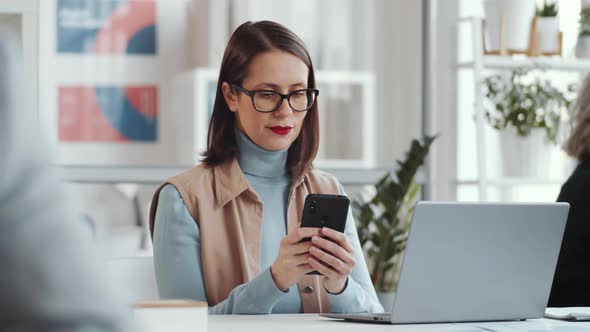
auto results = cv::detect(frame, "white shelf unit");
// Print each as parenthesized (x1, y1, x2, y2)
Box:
(456, 17, 589, 201)
(458, 57, 590, 71)
(57, 165, 391, 186)
(51, 68, 379, 186)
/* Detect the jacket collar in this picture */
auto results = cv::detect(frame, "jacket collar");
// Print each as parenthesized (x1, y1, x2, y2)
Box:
(213, 158, 250, 208)
(213, 158, 308, 208)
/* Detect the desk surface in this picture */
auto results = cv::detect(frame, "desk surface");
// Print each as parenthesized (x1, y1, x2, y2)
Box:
(207, 314, 590, 332)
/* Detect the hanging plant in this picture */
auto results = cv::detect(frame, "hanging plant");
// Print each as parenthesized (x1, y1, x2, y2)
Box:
(483, 69, 574, 144)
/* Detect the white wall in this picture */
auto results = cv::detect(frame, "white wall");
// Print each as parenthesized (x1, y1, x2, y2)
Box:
(228, 0, 424, 169)
(373, 0, 424, 168)
(426, 0, 460, 201)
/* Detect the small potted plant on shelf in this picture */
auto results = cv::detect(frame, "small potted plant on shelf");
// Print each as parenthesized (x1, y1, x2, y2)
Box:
(535, 0, 560, 54)
(352, 135, 437, 310)
(483, 69, 573, 177)
(576, 5, 590, 58)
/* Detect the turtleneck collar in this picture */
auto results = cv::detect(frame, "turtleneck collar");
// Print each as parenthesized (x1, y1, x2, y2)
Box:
(235, 127, 289, 178)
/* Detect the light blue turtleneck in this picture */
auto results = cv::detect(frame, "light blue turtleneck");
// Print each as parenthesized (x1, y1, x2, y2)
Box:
(153, 128, 383, 314)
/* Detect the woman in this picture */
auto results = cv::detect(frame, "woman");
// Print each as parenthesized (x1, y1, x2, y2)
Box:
(548, 74, 590, 307)
(149, 21, 383, 314)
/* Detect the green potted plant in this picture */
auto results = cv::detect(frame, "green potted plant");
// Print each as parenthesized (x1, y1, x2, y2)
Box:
(483, 69, 571, 144)
(536, 0, 558, 17)
(535, 1, 559, 54)
(483, 69, 573, 177)
(352, 135, 437, 308)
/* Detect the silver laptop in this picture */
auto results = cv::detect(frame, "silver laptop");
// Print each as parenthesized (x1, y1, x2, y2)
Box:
(322, 201, 569, 324)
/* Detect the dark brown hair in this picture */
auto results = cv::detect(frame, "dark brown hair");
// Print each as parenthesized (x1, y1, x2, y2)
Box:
(566, 74, 590, 162)
(201, 21, 319, 179)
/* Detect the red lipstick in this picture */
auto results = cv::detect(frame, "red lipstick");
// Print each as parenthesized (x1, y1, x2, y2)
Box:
(269, 126, 292, 135)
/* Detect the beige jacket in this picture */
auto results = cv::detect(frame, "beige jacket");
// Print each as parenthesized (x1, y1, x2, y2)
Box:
(149, 158, 341, 313)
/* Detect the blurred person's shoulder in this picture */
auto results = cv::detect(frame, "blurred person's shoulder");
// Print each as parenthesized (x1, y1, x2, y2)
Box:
(559, 159, 590, 202)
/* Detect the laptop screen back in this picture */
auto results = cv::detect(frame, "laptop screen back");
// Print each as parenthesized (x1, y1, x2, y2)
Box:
(390, 202, 569, 323)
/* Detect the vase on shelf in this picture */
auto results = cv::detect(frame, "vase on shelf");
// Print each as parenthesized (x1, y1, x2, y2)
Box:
(499, 129, 551, 178)
(537, 16, 560, 54)
(483, 0, 536, 53)
(576, 34, 590, 58)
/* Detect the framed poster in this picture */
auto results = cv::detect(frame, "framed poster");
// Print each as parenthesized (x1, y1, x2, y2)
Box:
(58, 85, 158, 142)
(56, 0, 157, 54)
(39, 0, 196, 166)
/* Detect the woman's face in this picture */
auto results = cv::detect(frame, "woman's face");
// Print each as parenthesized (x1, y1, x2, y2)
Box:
(222, 50, 309, 151)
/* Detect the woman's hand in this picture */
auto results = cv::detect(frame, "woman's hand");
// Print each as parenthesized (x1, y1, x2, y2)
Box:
(270, 227, 322, 291)
(307, 227, 356, 294)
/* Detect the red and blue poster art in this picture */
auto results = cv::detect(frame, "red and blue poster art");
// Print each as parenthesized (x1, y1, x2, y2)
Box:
(58, 86, 158, 142)
(56, 0, 156, 54)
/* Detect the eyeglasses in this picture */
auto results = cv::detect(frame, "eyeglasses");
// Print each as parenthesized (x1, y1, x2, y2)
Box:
(231, 83, 319, 113)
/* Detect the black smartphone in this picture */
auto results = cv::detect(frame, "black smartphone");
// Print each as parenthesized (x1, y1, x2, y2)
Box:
(300, 194, 350, 275)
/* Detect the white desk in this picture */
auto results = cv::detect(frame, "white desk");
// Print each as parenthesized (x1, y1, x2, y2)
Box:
(133, 309, 590, 332)
(206, 314, 590, 332)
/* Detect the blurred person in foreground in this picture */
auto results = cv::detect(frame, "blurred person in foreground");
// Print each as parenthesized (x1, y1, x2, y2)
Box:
(0, 27, 135, 331)
(548, 74, 590, 307)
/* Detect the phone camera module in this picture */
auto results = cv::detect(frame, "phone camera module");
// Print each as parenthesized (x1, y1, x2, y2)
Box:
(310, 200, 318, 214)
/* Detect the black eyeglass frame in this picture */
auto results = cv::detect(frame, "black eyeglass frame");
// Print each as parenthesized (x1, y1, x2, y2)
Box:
(230, 83, 319, 113)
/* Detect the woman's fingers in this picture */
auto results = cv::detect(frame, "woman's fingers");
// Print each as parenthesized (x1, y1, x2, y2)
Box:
(285, 227, 321, 244)
(320, 227, 354, 253)
(293, 253, 313, 266)
(289, 240, 313, 255)
(311, 235, 355, 266)
(309, 246, 349, 274)
(281, 227, 356, 279)
(307, 256, 340, 279)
